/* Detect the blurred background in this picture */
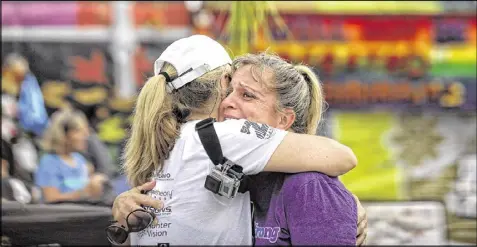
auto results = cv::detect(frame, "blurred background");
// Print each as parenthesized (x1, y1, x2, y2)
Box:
(1, 1, 476, 246)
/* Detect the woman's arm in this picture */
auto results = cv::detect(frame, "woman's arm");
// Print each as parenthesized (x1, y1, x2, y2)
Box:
(41, 186, 90, 203)
(265, 133, 357, 176)
(41, 174, 107, 203)
(210, 119, 356, 177)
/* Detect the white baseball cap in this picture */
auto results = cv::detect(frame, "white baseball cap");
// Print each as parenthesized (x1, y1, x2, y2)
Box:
(154, 35, 232, 92)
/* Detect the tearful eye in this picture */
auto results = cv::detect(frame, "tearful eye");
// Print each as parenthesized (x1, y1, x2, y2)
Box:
(243, 92, 256, 99)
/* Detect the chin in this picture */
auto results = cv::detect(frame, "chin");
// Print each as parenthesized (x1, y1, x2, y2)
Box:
(75, 146, 87, 153)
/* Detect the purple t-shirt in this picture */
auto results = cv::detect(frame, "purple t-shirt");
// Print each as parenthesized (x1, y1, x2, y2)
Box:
(249, 172, 357, 246)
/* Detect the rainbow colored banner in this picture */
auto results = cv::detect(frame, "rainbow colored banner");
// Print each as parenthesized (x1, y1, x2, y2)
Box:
(0, 1, 190, 27)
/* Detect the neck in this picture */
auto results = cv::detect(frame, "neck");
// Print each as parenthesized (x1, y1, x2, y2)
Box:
(188, 112, 216, 121)
(57, 152, 73, 159)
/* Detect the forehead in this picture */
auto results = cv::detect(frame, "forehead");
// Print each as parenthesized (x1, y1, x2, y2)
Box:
(65, 115, 88, 128)
(231, 64, 274, 90)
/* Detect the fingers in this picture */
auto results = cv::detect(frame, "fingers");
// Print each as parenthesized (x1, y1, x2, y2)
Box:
(132, 193, 163, 210)
(356, 232, 366, 246)
(356, 230, 367, 246)
(356, 217, 367, 235)
(112, 191, 163, 226)
(354, 193, 367, 246)
(112, 196, 142, 227)
(357, 204, 366, 222)
(112, 180, 160, 228)
(136, 180, 157, 193)
(353, 193, 367, 231)
(356, 218, 368, 246)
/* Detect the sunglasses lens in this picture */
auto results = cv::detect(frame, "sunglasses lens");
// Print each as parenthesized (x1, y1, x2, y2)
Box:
(106, 225, 129, 245)
(127, 210, 155, 232)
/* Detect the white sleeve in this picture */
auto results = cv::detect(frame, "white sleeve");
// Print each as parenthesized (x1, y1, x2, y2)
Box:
(188, 119, 287, 175)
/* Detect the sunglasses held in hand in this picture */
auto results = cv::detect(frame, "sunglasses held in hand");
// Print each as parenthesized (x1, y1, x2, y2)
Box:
(106, 208, 156, 245)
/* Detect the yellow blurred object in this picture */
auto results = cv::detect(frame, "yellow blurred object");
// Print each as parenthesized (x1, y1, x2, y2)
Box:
(266, 40, 426, 64)
(1, 55, 29, 96)
(335, 112, 403, 200)
(289, 43, 306, 61)
(223, 1, 292, 57)
(431, 45, 477, 63)
(41, 81, 71, 109)
(97, 115, 127, 144)
(108, 96, 136, 112)
(1, 71, 20, 96)
(440, 81, 466, 108)
(206, 1, 443, 14)
(73, 87, 108, 105)
(313, 1, 441, 14)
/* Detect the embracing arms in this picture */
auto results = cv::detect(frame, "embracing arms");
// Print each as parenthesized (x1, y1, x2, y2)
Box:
(265, 132, 357, 176)
(215, 119, 357, 177)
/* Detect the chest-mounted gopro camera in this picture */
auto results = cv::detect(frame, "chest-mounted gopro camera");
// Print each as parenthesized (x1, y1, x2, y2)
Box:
(205, 159, 245, 198)
(196, 118, 249, 199)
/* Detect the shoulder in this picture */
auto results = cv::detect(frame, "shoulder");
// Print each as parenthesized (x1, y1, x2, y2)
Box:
(71, 152, 88, 163)
(180, 119, 247, 138)
(38, 153, 57, 166)
(183, 118, 284, 143)
(282, 172, 356, 209)
(216, 119, 282, 139)
(284, 172, 348, 191)
(280, 173, 357, 245)
(37, 154, 59, 173)
(214, 119, 260, 136)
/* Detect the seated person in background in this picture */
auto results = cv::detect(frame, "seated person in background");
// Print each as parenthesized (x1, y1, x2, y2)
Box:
(34, 109, 107, 203)
(64, 96, 117, 178)
(2, 138, 35, 204)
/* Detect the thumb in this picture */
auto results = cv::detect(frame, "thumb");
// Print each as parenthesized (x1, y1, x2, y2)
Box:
(136, 180, 156, 193)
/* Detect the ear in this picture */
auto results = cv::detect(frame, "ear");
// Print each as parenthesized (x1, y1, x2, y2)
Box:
(219, 70, 232, 99)
(276, 108, 296, 131)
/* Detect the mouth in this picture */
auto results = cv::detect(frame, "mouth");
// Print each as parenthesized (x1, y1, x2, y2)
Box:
(223, 114, 240, 121)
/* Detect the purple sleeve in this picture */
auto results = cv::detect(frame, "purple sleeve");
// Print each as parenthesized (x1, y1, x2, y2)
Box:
(284, 179, 357, 245)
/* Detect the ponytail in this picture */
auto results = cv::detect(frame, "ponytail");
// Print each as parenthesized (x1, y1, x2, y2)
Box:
(294, 65, 325, 135)
(123, 64, 179, 187)
(122, 63, 227, 187)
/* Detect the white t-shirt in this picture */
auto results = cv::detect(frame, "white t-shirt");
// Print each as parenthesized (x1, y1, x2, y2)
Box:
(130, 119, 287, 246)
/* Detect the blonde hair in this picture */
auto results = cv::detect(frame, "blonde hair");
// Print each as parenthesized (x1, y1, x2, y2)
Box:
(123, 62, 229, 187)
(41, 109, 89, 153)
(294, 64, 324, 135)
(232, 52, 325, 135)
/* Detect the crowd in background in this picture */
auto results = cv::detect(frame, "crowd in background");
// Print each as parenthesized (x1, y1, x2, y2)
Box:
(1, 53, 125, 206)
(1, 1, 476, 245)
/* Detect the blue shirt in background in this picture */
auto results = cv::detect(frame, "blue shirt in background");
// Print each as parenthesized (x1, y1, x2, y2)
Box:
(35, 152, 89, 194)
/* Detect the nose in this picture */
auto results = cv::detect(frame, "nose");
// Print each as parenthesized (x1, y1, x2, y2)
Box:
(221, 93, 237, 110)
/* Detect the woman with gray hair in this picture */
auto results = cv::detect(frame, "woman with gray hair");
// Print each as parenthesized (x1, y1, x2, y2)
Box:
(220, 52, 366, 245)
(110, 35, 358, 246)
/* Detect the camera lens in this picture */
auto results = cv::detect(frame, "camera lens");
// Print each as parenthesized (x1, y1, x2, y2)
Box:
(205, 175, 221, 193)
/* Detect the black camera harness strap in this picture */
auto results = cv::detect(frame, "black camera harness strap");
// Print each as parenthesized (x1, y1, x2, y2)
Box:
(195, 118, 256, 244)
(195, 118, 250, 194)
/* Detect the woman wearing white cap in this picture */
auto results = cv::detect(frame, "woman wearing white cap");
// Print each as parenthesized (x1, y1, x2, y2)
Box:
(108, 35, 358, 245)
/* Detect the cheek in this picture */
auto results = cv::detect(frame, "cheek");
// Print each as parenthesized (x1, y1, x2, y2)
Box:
(244, 103, 277, 126)
(71, 133, 87, 148)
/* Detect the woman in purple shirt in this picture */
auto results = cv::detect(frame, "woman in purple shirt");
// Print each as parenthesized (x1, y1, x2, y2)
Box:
(219, 52, 365, 245)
